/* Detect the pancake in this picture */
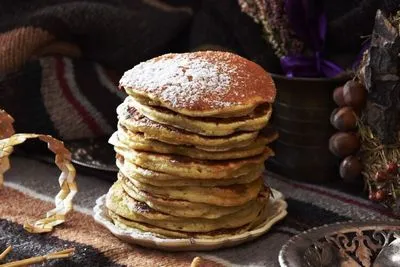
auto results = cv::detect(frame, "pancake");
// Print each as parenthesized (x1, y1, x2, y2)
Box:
(108, 195, 270, 239)
(106, 51, 278, 241)
(121, 178, 264, 218)
(119, 173, 263, 207)
(106, 181, 265, 232)
(112, 126, 278, 160)
(114, 146, 273, 179)
(117, 104, 258, 151)
(127, 97, 272, 136)
(116, 157, 263, 187)
(119, 51, 276, 118)
(108, 209, 263, 239)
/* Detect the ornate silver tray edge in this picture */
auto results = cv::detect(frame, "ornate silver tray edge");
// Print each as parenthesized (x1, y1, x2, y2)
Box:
(279, 220, 400, 267)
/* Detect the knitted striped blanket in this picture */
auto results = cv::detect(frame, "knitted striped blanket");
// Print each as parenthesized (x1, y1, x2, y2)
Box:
(1, 156, 397, 266)
(2, 0, 400, 142)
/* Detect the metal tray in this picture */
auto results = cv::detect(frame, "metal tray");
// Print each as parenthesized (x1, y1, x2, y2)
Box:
(67, 137, 118, 172)
(279, 221, 400, 267)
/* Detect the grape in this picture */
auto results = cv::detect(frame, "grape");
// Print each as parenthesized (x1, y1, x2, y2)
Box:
(329, 132, 361, 158)
(330, 107, 339, 126)
(343, 80, 366, 110)
(339, 155, 362, 182)
(333, 86, 345, 106)
(330, 107, 357, 131)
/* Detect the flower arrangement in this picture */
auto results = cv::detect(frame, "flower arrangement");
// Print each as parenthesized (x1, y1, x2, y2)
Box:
(238, 0, 343, 78)
(240, 1, 400, 213)
(238, 0, 303, 58)
(329, 10, 400, 213)
(357, 11, 400, 213)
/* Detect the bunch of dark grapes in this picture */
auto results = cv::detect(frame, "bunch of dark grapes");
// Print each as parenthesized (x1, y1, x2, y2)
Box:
(329, 80, 366, 183)
(329, 79, 400, 212)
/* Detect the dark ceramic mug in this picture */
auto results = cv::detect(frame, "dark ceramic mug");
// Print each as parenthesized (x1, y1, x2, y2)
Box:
(268, 73, 351, 183)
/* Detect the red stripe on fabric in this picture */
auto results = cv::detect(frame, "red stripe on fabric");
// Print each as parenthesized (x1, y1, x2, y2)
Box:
(278, 178, 399, 219)
(55, 57, 103, 136)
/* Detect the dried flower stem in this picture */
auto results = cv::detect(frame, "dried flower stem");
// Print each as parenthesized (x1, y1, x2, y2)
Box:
(0, 248, 74, 267)
(0, 247, 12, 261)
(358, 119, 400, 208)
(238, 0, 303, 58)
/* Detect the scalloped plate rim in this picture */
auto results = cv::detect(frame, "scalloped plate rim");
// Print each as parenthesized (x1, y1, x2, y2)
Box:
(93, 188, 287, 251)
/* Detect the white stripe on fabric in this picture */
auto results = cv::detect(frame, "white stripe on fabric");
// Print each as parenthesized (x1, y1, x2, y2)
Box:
(39, 57, 93, 139)
(4, 182, 93, 215)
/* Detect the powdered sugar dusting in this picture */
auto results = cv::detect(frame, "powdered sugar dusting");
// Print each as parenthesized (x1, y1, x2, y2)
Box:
(120, 52, 241, 110)
(117, 100, 163, 129)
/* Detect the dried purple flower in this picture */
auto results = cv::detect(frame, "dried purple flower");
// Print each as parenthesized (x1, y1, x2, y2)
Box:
(238, 0, 304, 57)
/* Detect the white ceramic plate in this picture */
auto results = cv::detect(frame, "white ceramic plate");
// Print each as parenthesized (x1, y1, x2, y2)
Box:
(93, 188, 288, 251)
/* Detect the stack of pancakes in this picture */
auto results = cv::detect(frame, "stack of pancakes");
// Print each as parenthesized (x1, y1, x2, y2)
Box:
(105, 51, 277, 239)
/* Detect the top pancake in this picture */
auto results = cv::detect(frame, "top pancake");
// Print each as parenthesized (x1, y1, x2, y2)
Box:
(119, 51, 276, 117)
